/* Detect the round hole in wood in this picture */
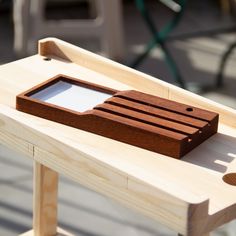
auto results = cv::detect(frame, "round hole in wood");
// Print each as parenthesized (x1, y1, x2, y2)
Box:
(43, 57, 51, 61)
(186, 107, 193, 112)
(223, 173, 236, 186)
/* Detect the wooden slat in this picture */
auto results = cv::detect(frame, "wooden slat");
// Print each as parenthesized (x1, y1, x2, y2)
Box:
(106, 96, 209, 129)
(95, 103, 199, 137)
(91, 109, 187, 141)
(115, 90, 218, 122)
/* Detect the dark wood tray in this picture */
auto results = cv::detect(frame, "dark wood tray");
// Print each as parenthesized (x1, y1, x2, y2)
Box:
(16, 74, 219, 158)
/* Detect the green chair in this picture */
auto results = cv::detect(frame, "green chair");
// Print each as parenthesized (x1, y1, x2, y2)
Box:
(216, 41, 236, 87)
(130, 0, 187, 88)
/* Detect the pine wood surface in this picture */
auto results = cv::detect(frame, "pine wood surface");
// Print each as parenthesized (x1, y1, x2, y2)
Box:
(0, 38, 236, 235)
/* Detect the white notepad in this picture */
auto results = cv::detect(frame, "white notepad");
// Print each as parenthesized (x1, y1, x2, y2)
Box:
(30, 80, 111, 112)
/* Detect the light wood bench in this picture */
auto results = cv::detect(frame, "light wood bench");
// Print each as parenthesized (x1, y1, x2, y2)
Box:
(0, 38, 236, 236)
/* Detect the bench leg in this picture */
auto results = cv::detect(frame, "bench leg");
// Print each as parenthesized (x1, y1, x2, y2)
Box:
(33, 161, 59, 236)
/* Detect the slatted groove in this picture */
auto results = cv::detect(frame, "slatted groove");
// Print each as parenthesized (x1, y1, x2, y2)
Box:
(95, 103, 199, 138)
(114, 90, 217, 123)
(105, 97, 209, 130)
(92, 109, 188, 141)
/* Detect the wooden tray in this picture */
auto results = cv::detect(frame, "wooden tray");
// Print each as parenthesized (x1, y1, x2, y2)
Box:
(16, 74, 218, 159)
(0, 38, 236, 236)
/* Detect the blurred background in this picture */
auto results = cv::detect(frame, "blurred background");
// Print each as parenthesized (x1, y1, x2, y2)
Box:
(0, 0, 236, 235)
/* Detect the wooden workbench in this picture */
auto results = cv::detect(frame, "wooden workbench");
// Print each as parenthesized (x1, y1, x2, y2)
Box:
(0, 38, 236, 236)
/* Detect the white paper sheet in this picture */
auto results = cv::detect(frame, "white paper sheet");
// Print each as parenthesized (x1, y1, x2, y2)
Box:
(30, 80, 112, 112)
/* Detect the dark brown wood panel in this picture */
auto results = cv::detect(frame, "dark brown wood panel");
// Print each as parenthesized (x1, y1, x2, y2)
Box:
(16, 74, 219, 159)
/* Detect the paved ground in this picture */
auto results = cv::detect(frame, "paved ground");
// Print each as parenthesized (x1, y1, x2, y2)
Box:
(0, 1, 236, 235)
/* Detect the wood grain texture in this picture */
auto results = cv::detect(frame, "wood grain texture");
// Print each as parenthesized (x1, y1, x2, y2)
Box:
(0, 105, 204, 235)
(0, 105, 235, 236)
(0, 38, 235, 236)
(106, 96, 209, 129)
(0, 130, 34, 158)
(33, 162, 58, 236)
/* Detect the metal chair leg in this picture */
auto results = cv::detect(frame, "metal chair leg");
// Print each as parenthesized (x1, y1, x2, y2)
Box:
(216, 41, 236, 88)
(130, 35, 186, 88)
(130, 0, 186, 88)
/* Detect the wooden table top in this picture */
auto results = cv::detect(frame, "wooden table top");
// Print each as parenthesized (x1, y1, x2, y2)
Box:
(0, 38, 236, 236)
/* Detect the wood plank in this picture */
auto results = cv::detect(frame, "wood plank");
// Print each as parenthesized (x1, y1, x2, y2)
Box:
(0, 105, 203, 235)
(33, 162, 58, 236)
(106, 96, 209, 129)
(114, 90, 218, 122)
(34, 146, 190, 234)
(95, 103, 199, 136)
(0, 105, 236, 235)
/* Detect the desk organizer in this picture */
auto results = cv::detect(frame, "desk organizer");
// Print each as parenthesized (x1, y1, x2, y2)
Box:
(16, 74, 219, 158)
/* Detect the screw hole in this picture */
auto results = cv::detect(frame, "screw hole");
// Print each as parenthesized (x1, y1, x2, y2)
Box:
(223, 173, 236, 186)
(186, 107, 193, 112)
(43, 57, 51, 61)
